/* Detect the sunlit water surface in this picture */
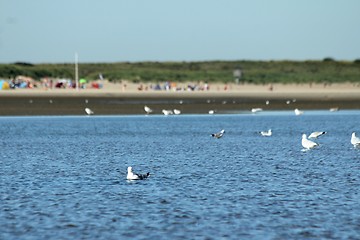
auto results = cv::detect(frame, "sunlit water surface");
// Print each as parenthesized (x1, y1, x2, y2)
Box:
(1, 111, 360, 239)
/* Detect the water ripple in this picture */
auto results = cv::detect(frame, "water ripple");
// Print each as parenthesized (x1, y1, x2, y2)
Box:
(1, 113, 360, 239)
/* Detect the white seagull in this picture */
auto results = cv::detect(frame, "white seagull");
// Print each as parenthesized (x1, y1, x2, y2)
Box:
(173, 109, 181, 115)
(144, 105, 153, 114)
(211, 129, 225, 139)
(294, 108, 304, 116)
(260, 129, 272, 137)
(162, 109, 173, 115)
(85, 107, 94, 115)
(351, 132, 360, 147)
(302, 134, 318, 150)
(127, 166, 150, 180)
(308, 131, 327, 139)
(251, 108, 263, 113)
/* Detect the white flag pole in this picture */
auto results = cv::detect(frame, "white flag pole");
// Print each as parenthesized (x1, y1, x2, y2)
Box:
(75, 52, 79, 91)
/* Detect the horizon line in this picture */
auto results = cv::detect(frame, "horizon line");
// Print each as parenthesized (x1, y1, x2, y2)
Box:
(1, 57, 358, 65)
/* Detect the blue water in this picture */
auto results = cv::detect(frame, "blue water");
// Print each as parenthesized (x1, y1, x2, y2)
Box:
(1, 111, 360, 240)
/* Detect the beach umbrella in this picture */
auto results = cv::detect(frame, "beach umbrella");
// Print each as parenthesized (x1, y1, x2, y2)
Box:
(0, 80, 10, 90)
(79, 79, 87, 84)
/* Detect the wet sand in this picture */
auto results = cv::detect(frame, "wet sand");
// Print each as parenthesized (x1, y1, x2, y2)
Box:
(0, 83, 359, 115)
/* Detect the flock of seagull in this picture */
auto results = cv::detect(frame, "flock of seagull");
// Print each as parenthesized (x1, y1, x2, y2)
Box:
(85, 105, 216, 116)
(247, 108, 345, 153)
(127, 130, 360, 181)
(83, 104, 357, 181)
(252, 107, 305, 116)
(209, 128, 360, 150)
(303, 131, 360, 149)
(145, 105, 181, 115)
(85, 102, 337, 117)
(145, 106, 219, 115)
(252, 107, 338, 116)
(148, 106, 313, 116)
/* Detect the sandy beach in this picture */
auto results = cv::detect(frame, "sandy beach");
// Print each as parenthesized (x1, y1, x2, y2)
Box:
(0, 82, 359, 115)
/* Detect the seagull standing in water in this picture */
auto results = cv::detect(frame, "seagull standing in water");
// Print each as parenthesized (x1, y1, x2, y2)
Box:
(260, 129, 272, 137)
(85, 107, 94, 115)
(308, 131, 327, 138)
(162, 109, 173, 115)
(173, 109, 181, 115)
(211, 129, 225, 139)
(127, 166, 150, 180)
(251, 108, 263, 113)
(302, 134, 318, 150)
(144, 105, 153, 114)
(294, 108, 304, 116)
(351, 132, 360, 147)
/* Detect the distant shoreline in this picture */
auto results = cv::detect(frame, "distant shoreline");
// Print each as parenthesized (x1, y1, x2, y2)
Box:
(0, 83, 359, 115)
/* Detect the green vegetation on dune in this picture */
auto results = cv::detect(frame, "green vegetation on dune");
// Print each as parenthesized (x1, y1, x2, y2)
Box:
(0, 60, 359, 84)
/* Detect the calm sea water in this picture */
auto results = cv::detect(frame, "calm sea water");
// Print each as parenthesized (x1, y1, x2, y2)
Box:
(1, 111, 360, 240)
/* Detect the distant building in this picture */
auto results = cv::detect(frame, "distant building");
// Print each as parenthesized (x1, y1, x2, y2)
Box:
(233, 68, 242, 84)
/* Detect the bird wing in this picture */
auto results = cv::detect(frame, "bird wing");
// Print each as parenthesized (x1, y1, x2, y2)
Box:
(136, 172, 150, 180)
(308, 132, 319, 138)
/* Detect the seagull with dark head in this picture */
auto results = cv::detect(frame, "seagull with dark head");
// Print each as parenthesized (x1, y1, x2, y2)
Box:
(211, 129, 225, 139)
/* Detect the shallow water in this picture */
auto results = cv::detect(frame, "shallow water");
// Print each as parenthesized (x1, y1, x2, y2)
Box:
(1, 111, 360, 239)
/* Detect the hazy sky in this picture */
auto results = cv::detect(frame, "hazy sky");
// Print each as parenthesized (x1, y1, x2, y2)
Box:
(0, 0, 359, 63)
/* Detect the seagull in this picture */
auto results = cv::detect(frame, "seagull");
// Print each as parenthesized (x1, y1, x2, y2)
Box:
(294, 108, 304, 116)
(251, 108, 263, 113)
(260, 129, 272, 137)
(211, 129, 225, 139)
(127, 166, 150, 180)
(85, 107, 94, 115)
(351, 132, 360, 147)
(329, 107, 339, 112)
(302, 134, 318, 150)
(144, 105, 153, 114)
(162, 109, 173, 115)
(173, 109, 181, 115)
(308, 131, 327, 138)
(208, 110, 215, 114)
